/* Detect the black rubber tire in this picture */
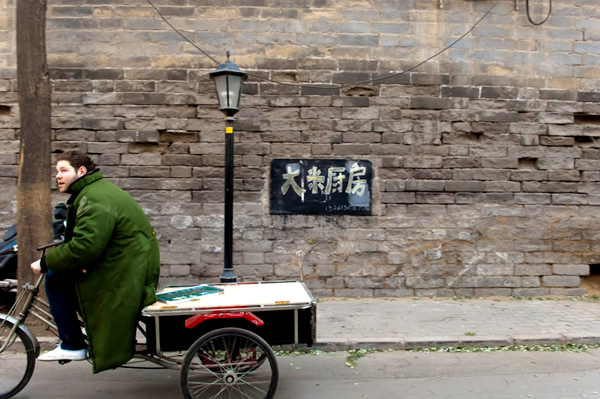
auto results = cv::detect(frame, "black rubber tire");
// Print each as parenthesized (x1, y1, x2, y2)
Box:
(0, 318, 36, 399)
(180, 327, 278, 399)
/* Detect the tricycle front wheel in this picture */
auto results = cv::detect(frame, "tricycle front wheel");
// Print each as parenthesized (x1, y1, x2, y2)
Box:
(180, 327, 278, 399)
(0, 317, 36, 399)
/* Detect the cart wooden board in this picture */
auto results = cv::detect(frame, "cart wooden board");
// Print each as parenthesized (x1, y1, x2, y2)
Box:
(141, 281, 317, 355)
(145, 281, 314, 313)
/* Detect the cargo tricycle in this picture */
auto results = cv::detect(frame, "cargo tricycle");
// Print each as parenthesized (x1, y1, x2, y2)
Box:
(0, 243, 316, 399)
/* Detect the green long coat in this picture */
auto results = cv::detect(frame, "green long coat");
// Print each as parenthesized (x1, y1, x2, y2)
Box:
(45, 171, 160, 373)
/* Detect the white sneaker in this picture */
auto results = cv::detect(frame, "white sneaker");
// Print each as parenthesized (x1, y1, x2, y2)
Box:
(38, 345, 87, 362)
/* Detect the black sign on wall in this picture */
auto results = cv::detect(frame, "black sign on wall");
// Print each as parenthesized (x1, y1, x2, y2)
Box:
(270, 159, 373, 215)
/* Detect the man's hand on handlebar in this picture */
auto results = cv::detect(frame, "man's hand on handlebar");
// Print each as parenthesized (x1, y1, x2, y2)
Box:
(31, 259, 43, 275)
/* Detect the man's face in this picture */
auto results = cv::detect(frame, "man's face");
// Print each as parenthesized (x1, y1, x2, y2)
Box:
(55, 160, 86, 193)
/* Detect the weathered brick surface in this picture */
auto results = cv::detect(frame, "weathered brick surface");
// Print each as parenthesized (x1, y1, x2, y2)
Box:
(1, 1, 599, 296)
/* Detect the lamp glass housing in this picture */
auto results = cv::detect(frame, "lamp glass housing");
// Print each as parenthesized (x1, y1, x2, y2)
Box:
(214, 74, 243, 114)
(209, 57, 247, 117)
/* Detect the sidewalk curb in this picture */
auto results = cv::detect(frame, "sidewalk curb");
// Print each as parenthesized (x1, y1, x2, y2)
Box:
(314, 333, 600, 351)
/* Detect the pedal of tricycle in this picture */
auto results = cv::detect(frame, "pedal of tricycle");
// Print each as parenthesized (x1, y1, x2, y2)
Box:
(58, 359, 72, 365)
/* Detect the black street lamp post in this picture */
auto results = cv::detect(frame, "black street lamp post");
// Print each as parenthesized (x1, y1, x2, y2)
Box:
(209, 51, 247, 283)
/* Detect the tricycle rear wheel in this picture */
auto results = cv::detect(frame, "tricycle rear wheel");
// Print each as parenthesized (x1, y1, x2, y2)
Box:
(180, 327, 278, 399)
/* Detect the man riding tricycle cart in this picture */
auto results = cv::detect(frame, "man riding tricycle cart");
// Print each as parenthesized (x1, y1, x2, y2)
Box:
(1, 152, 316, 399)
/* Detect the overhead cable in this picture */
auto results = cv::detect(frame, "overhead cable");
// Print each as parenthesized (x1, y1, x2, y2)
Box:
(146, 0, 221, 65)
(147, 0, 501, 89)
(525, 0, 552, 26)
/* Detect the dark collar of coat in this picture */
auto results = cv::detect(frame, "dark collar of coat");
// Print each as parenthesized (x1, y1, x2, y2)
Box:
(66, 169, 103, 205)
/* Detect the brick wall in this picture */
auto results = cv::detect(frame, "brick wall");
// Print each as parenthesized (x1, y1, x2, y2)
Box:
(1, 0, 600, 296)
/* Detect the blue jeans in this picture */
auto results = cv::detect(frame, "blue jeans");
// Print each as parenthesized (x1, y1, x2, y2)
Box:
(45, 270, 87, 351)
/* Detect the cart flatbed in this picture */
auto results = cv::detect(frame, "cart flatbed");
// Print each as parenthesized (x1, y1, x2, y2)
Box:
(141, 281, 317, 356)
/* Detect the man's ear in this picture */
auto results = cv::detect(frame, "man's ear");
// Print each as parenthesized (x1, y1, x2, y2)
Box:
(76, 166, 87, 177)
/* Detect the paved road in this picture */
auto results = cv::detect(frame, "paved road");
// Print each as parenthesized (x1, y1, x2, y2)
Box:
(7, 349, 600, 399)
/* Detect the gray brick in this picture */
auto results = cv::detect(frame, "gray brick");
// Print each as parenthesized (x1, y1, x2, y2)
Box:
(404, 156, 442, 168)
(385, 179, 405, 191)
(342, 132, 381, 143)
(515, 264, 552, 276)
(81, 93, 121, 105)
(455, 193, 514, 204)
(416, 193, 455, 204)
(338, 32, 380, 46)
(552, 194, 588, 205)
(332, 144, 370, 155)
(513, 288, 550, 297)
(483, 181, 521, 192)
(481, 86, 518, 99)
(374, 121, 412, 133)
(578, 91, 600, 102)
(522, 182, 579, 193)
(98, 154, 120, 166)
(331, 96, 370, 107)
(549, 124, 600, 137)
(538, 113, 574, 124)
(540, 89, 576, 101)
(410, 97, 450, 110)
(547, 171, 580, 181)
(442, 86, 480, 98)
(341, 107, 379, 120)
(50, 6, 95, 17)
(480, 111, 519, 122)
(473, 288, 512, 297)
(510, 101, 546, 116)
(332, 72, 370, 85)
(52, 80, 93, 93)
(537, 158, 574, 170)
(481, 158, 519, 169)
(445, 181, 483, 192)
(547, 102, 582, 113)
(130, 167, 170, 178)
(83, 69, 124, 80)
(540, 136, 575, 146)
(549, 288, 587, 296)
(553, 264, 590, 276)
(520, 135, 540, 146)
(405, 180, 445, 191)
(443, 157, 479, 168)
(371, 72, 411, 85)
(414, 169, 453, 180)
(511, 170, 547, 181)
(474, 169, 511, 181)
(542, 276, 581, 287)
(518, 276, 540, 288)
(509, 123, 547, 135)
(87, 142, 128, 154)
(121, 154, 161, 165)
(577, 160, 600, 170)
(122, 93, 166, 105)
(300, 108, 341, 119)
(83, 118, 123, 130)
(412, 74, 450, 85)
(381, 192, 416, 204)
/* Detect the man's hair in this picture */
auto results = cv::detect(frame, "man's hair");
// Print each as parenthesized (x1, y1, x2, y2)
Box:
(56, 151, 96, 173)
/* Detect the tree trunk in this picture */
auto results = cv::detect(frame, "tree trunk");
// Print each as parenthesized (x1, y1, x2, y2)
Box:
(16, 0, 53, 289)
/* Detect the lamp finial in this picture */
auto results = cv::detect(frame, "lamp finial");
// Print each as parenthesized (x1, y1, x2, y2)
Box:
(226, 50, 230, 61)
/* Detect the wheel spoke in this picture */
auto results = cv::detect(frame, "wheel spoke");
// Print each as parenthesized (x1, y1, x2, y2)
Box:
(207, 383, 228, 399)
(189, 380, 220, 397)
(232, 378, 269, 396)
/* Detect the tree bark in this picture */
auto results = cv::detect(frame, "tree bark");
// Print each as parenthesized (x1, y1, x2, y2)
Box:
(16, 0, 53, 288)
